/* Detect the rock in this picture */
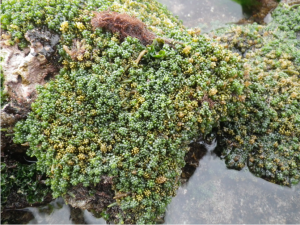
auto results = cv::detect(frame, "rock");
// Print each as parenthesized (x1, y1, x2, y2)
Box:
(0, 103, 30, 151)
(64, 176, 125, 223)
(0, 27, 61, 151)
(1, 28, 60, 109)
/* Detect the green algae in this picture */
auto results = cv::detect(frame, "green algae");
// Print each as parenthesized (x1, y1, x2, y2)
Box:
(0, 63, 8, 107)
(13, 28, 245, 224)
(212, 3, 300, 186)
(4, 0, 244, 223)
(1, 161, 50, 206)
(0, 0, 299, 223)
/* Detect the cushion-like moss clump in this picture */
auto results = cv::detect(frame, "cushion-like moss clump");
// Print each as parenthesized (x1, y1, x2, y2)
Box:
(212, 3, 300, 186)
(5, 0, 245, 223)
(13, 26, 245, 225)
(3, 0, 299, 223)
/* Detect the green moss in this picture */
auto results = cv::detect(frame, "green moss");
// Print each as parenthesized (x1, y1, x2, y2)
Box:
(1, 161, 50, 205)
(6, 0, 246, 222)
(2, 0, 299, 223)
(14, 31, 245, 222)
(0, 62, 8, 107)
(212, 3, 300, 186)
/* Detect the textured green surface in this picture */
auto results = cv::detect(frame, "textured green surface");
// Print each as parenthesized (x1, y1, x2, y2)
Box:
(1, 161, 50, 206)
(4, 0, 244, 222)
(1, 0, 299, 223)
(0, 64, 7, 107)
(213, 3, 300, 185)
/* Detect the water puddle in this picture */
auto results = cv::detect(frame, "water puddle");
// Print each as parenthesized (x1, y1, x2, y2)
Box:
(26, 198, 72, 224)
(3, 198, 107, 224)
(164, 140, 300, 224)
(158, 0, 279, 32)
(159, 0, 243, 32)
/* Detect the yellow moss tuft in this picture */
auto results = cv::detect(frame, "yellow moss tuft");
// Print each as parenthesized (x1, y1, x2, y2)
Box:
(60, 21, 69, 32)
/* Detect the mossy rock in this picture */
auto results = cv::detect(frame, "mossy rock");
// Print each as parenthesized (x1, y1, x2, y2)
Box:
(211, 2, 300, 185)
(1, 160, 51, 208)
(1, 0, 299, 223)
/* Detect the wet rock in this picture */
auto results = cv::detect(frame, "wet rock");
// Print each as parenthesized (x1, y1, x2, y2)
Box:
(4, 191, 52, 210)
(237, 0, 300, 25)
(25, 27, 60, 64)
(1, 103, 29, 128)
(1, 209, 34, 224)
(1, 28, 60, 109)
(64, 176, 124, 223)
(0, 28, 61, 151)
(181, 139, 208, 184)
(235, 0, 279, 24)
(0, 103, 30, 151)
(0, 103, 29, 151)
(69, 206, 87, 224)
(65, 177, 114, 211)
(1, 105, 20, 128)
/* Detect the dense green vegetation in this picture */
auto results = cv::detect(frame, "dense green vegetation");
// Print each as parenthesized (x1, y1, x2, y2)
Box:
(1, 0, 299, 223)
(1, 161, 50, 205)
(213, 3, 300, 186)
(0, 65, 8, 107)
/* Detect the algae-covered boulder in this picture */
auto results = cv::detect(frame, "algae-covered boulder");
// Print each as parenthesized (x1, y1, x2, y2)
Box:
(210, 2, 300, 186)
(1, 0, 299, 223)
(3, 0, 245, 223)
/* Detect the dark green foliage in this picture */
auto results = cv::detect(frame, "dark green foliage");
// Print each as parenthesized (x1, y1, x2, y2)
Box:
(2, 0, 300, 223)
(0, 62, 8, 107)
(7, 0, 246, 222)
(0, 0, 112, 48)
(13, 29, 245, 222)
(213, 3, 300, 186)
(1, 161, 50, 205)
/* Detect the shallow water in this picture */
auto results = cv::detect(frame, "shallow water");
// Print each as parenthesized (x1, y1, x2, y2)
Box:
(164, 140, 300, 224)
(158, 0, 244, 32)
(14, 198, 106, 224)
